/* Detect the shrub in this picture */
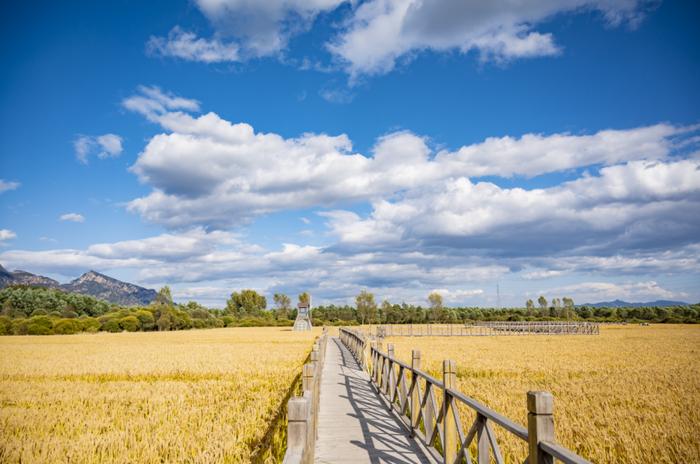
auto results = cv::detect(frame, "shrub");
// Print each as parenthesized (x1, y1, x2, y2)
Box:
(53, 319, 79, 335)
(133, 310, 155, 330)
(11, 318, 28, 335)
(0, 316, 13, 335)
(30, 309, 48, 317)
(119, 316, 140, 332)
(60, 310, 79, 319)
(79, 317, 101, 333)
(26, 316, 54, 335)
(101, 318, 121, 333)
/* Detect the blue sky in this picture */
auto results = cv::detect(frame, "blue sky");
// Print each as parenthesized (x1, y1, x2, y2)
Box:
(1, 0, 699, 307)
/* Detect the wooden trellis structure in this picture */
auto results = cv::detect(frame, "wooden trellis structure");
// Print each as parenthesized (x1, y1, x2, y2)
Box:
(367, 321, 599, 338)
(339, 327, 592, 464)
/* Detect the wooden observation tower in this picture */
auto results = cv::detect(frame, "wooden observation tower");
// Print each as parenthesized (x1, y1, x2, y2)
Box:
(293, 297, 312, 331)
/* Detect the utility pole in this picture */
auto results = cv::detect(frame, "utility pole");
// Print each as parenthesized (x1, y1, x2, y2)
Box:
(497, 282, 501, 309)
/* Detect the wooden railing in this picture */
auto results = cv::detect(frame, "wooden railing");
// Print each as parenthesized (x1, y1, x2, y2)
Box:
(339, 327, 592, 464)
(282, 328, 328, 464)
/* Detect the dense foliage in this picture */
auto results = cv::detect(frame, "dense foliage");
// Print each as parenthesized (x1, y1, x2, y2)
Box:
(0, 285, 697, 336)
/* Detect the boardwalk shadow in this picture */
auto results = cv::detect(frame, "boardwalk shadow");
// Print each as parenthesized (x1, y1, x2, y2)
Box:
(331, 337, 433, 464)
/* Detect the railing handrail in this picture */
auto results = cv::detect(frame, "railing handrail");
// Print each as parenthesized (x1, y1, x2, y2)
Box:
(282, 328, 328, 464)
(339, 326, 593, 464)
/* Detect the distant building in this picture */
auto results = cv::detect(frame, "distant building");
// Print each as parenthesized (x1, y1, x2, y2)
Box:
(294, 299, 312, 331)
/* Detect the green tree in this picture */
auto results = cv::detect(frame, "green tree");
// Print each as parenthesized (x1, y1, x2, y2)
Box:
(226, 290, 267, 317)
(157, 310, 172, 331)
(53, 319, 80, 335)
(134, 309, 156, 330)
(273, 293, 292, 320)
(355, 290, 377, 325)
(537, 296, 548, 310)
(119, 316, 141, 332)
(428, 292, 444, 322)
(155, 286, 173, 305)
(562, 297, 575, 319)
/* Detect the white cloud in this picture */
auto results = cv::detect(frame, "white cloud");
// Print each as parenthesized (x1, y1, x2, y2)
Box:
(59, 213, 85, 223)
(319, 87, 355, 104)
(328, 0, 650, 78)
(150, 0, 347, 63)
(122, 86, 695, 230)
(122, 85, 201, 123)
(147, 27, 240, 63)
(0, 180, 20, 194)
(74, 134, 123, 163)
(323, 159, 700, 257)
(431, 288, 485, 303)
(0, 229, 17, 243)
(2, 225, 697, 306)
(87, 228, 237, 260)
(541, 281, 680, 302)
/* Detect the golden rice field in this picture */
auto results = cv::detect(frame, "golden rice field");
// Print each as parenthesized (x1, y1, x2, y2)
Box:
(0, 327, 320, 463)
(385, 324, 700, 463)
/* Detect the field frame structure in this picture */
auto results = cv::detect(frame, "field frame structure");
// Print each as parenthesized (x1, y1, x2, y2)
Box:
(364, 321, 600, 338)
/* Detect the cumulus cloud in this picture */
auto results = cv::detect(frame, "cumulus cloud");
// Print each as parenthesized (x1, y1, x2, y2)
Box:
(0, 227, 508, 305)
(59, 213, 85, 223)
(147, 27, 240, 63)
(2, 225, 696, 306)
(122, 85, 201, 123)
(0, 180, 20, 194)
(122, 86, 696, 230)
(323, 159, 700, 257)
(74, 134, 123, 164)
(540, 280, 680, 302)
(0, 229, 17, 243)
(149, 0, 346, 62)
(328, 0, 652, 78)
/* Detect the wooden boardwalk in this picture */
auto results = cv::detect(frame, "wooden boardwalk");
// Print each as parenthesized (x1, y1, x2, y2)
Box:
(314, 337, 434, 464)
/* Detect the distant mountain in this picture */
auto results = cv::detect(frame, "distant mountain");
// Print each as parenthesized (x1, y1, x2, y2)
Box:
(0, 265, 14, 287)
(61, 270, 157, 306)
(0, 265, 156, 306)
(0, 264, 59, 288)
(580, 299, 689, 308)
(11, 270, 60, 288)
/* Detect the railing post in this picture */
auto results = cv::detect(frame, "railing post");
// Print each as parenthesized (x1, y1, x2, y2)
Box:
(303, 363, 314, 392)
(376, 342, 383, 386)
(477, 413, 489, 464)
(527, 391, 555, 464)
(284, 397, 309, 463)
(443, 360, 457, 464)
(387, 344, 395, 396)
(411, 350, 421, 436)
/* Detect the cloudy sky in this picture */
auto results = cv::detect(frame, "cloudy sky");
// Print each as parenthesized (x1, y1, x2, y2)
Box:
(1, 0, 699, 307)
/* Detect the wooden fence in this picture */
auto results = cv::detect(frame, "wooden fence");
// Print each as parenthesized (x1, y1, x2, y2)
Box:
(282, 328, 328, 464)
(364, 322, 599, 338)
(339, 327, 592, 464)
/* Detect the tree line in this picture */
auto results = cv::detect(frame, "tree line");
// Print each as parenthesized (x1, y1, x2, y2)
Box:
(0, 285, 697, 336)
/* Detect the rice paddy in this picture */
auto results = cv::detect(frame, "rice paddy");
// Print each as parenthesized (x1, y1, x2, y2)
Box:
(385, 324, 700, 463)
(0, 327, 319, 463)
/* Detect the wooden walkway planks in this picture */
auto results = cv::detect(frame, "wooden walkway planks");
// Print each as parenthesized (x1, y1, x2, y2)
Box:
(314, 337, 434, 464)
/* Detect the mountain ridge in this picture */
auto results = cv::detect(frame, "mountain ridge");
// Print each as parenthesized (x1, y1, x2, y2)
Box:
(0, 265, 156, 306)
(579, 299, 689, 308)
